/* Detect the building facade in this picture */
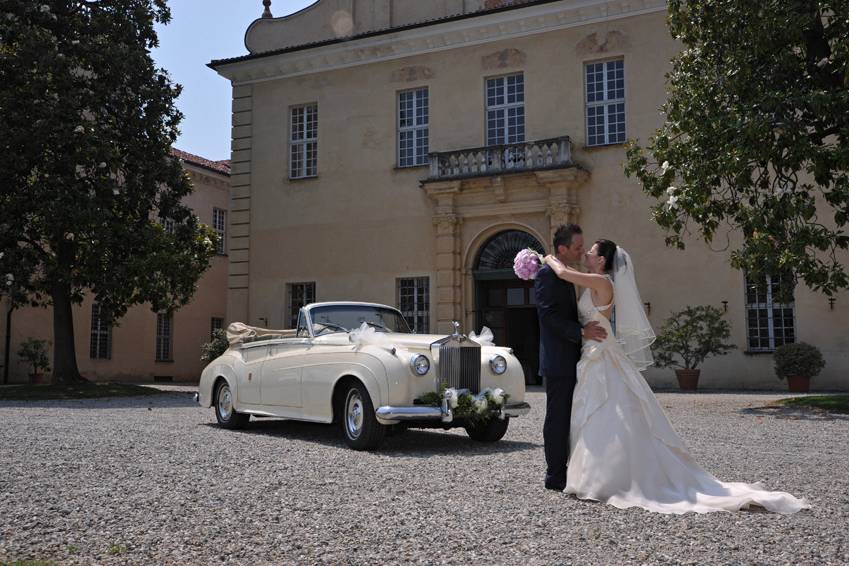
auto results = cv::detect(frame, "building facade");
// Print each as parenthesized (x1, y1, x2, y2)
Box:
(0, 150, 230, 383)
(209, 0, 847, 390)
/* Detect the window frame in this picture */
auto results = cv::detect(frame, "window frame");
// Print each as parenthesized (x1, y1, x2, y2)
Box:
(287, 282, 316, 329)
(162, 217, 176, 235)
(396, 276, 430, 334)
(210, 317, 224, 340)
(89, 303, 112, 360)
(212, 208, 227, 255)
(397, 87, 430, 168)
(155, 311, 174, 362)
(485, 72, 526, 147)
(744, 273, 796, 352)
(584, 58, 626, 147)
(289, 103, 318, 180)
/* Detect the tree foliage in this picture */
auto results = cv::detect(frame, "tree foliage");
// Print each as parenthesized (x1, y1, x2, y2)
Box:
(773, 342, 826, 380)
(0, 1, 217, 381)
(652, 306, 735, 370)
(625, 0, 849, 296)
(200, 328, 229, 365)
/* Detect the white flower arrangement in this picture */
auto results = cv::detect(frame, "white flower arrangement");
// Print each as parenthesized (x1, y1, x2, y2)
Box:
(418, 386, 510, 422)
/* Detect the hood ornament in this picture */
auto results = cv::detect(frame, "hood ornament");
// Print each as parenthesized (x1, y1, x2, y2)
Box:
(431, 320, 468, 349)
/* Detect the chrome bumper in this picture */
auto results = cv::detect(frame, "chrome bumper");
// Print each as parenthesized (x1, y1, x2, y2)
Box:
(193, 392, 200, 404)
(375, 401, 531, 425)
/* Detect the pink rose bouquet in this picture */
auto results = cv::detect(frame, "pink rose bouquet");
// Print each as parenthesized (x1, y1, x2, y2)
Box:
(513, 248, 543, 280)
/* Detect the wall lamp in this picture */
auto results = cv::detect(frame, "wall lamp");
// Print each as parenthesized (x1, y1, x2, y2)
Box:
(722, 300, 728, 313)
(643, 302, 651, 315)
(829, 297, 836, 311)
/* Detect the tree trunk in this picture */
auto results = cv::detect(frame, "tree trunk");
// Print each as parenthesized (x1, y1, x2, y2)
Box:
(50, 281, 83, 383)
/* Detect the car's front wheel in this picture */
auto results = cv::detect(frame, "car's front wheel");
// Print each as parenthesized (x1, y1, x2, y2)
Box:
(341, 382, 385, 450)
(465, 417, 509, 442)
(214, 380, 249, 429)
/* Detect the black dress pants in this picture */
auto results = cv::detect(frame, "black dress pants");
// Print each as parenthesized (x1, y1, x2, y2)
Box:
(543, 373, 577, 486)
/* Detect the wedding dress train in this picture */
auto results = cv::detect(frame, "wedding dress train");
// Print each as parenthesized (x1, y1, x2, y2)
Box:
(564, 289, 810, 514)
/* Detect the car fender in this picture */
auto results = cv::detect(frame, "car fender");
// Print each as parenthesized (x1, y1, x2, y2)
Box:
(197, 354, 241, 408)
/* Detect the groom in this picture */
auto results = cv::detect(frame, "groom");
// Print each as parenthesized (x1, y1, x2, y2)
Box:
(535, 224, 606, 491)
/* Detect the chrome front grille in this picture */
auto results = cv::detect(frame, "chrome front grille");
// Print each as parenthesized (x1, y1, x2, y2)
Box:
(437, 342, 481, 393)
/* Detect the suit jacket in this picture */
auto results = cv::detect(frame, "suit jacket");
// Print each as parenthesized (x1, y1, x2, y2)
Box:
(535, 264, 582, 378)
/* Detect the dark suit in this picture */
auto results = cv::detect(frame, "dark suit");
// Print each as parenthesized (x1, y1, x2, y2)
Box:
(534, 264, 582, 487)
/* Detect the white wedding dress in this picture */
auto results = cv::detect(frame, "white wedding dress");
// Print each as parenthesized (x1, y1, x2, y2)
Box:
(565, 286, 810, 514)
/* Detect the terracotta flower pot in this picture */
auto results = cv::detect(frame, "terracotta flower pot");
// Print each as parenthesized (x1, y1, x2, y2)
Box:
(29, 372, 48, 385)
(786, 375, 811, 393)
(675, 369, 701, 390)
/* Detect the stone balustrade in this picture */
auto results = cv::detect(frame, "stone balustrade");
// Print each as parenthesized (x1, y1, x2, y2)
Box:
(427, 136, 572, 180)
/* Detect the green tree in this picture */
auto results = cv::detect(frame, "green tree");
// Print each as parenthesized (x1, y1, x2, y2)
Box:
(625, 0, 849, 298)
(0, 1, 217, 383)
(652, 306, 736, 371)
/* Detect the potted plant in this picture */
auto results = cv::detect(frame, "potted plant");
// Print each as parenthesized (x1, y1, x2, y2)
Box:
(652, 306, 736, 390)
(18, 338, 51, 384)
(774, 342, 825, 393)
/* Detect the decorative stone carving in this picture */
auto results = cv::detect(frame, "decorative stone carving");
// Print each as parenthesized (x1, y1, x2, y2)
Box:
(576, 30, 630, 55)
(230, 2, 667, 83)
(390, 65, 435, 82)
(484, 0, 525, 9)
(433, 213, 461, 232)
(330, 10, 354, 38)
(481, 48, 526, 70)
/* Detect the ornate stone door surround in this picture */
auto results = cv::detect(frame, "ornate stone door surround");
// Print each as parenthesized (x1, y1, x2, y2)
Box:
(422, 166, 589, 333)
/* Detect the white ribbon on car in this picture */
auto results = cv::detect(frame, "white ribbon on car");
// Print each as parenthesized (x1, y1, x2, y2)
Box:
(469, 326, 495, 346)
(348, 322, 393, 348)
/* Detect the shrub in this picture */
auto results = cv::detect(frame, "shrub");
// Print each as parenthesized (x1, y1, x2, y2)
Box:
(652, 305, 736, 370)
(774, 342, 825, 380)
(201, 329, 229, 365)
(18, 338, 50, 375)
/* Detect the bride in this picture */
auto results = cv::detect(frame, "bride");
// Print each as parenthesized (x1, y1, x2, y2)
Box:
(542, 240, 809, 514)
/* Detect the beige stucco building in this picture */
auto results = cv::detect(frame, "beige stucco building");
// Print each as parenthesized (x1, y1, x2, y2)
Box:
(0, 150, 230, 383)
(209, 0, 847, 390)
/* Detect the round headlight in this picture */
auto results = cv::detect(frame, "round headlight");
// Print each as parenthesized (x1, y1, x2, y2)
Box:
(490, 355, 508, 375)
(410, 354, 430, 376)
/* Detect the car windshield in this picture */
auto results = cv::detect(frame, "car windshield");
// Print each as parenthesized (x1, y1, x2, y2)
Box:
(309, 305, 412, 336)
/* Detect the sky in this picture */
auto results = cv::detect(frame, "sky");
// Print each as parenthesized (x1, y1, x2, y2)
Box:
(152, 0, 315, 161)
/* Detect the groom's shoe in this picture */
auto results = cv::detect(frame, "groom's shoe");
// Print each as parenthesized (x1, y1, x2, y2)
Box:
(544, 480, 566, 492)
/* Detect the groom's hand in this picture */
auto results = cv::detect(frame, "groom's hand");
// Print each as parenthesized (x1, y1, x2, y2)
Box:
(581, 321, 607, 342)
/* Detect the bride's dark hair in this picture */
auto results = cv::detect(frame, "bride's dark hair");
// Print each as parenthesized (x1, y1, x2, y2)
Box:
(595, 239, 618, 273)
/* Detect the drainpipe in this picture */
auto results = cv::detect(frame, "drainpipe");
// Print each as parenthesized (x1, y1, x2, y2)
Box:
(3, 302, 12, 385)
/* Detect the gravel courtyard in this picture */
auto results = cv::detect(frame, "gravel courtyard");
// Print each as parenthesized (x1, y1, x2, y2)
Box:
(1, 389, 846, 565)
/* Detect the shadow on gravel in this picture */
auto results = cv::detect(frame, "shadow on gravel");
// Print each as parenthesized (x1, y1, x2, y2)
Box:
(740, 406, 849, 422)
(204, 420, 540, 456)
(0, 391, 198, 410)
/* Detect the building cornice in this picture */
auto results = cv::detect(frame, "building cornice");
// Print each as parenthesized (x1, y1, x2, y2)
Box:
(212, 0, 667, 85)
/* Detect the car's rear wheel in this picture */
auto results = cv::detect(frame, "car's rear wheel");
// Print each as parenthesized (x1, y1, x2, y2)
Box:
(341, 382, 385, 450)
(465, 417, 509, 442)
(214, 380, 249, 429)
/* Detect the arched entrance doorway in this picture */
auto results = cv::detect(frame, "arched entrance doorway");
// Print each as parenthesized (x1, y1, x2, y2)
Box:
(474, 230, 544, 385)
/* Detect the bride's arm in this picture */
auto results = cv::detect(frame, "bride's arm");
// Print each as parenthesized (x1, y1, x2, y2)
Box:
(543, 255, 612, 295)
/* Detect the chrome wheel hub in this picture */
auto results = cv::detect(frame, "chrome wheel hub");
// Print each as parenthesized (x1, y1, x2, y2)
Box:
(346, 391, 364, 439)
(218, 385, 233, 421)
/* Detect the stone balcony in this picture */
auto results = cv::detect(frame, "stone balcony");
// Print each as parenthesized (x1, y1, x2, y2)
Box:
(426, 136, 573, 181)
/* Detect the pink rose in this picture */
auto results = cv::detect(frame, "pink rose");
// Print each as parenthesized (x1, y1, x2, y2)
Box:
(513, 248, 542, 280)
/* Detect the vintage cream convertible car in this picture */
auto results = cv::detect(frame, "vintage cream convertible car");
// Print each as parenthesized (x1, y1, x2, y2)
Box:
(196, 302, 530, 450)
